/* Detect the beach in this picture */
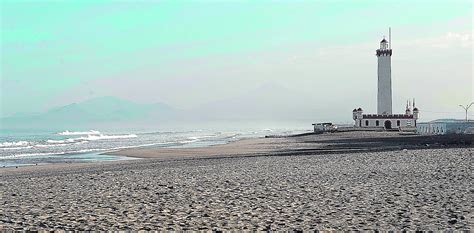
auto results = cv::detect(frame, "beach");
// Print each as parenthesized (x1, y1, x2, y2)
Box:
(1, 131, 473, 231)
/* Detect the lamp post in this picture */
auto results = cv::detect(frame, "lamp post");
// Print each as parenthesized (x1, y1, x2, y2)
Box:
(459, 102, 474, 121)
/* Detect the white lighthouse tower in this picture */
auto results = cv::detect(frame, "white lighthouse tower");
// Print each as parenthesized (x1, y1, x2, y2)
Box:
(376, 28, 392, 115)
(352, 28, 420, 130)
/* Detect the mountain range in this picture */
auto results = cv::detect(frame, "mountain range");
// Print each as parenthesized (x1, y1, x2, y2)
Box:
(1, 83, 340, 129)
(1, 96, 176, 129)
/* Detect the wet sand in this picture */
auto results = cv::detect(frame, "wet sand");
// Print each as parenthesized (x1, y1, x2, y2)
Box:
(0, 131, 473, 230)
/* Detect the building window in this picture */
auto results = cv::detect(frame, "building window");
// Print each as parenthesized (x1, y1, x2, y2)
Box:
(397, 120, 400, 126)
(376, 120, 379, 126)
(365, 120, 369, 126)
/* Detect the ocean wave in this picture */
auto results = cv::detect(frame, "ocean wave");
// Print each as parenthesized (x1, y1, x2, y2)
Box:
(0, 141, 29, 148)
(0, 151, 67, 159)
(179, 139, 199, 144)
(0, 146, 33, 150)
(0, 141, 162, 159)
(57, 130, 101, 135)
(222, 133, 241, 139)
(0, 148, 109, 160)
(187, 135, 216, 140)
(35, 144, 69, 148)
(47, 138, 77, 144)
(77, 134, 138, 141)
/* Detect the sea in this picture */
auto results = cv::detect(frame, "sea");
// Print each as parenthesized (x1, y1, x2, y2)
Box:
(0, 127, 310, 167)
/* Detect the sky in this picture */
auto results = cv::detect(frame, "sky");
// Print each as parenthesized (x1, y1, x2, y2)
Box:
(1, 0, 473, 122)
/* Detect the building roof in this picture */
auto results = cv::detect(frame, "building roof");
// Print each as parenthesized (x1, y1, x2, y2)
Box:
(381, 38, 387, 43)
(362, 114, 414, 119)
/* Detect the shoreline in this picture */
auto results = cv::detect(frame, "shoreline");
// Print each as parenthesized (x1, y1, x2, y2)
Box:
(108, 131, 473, 159)
(2, 131, 472, 173)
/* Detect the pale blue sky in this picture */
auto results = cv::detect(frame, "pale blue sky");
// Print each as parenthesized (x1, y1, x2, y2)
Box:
(1, 0, 473, 121)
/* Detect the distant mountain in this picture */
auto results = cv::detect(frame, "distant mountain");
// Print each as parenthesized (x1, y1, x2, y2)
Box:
(1, 96, 176, 129)
(1, 84, 344, 129)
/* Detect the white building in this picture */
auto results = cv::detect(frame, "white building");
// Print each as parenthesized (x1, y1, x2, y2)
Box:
(353, 29, 419, 129)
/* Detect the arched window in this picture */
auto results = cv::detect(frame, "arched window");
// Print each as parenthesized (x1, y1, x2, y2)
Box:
(365, 120, 369, 126)
(397, 120, 400, 126)
(376, 120, 379, 126)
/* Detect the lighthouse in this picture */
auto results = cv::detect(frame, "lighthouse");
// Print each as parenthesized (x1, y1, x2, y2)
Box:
(376, 29, 392, 115)
(352, 28, 420, 130)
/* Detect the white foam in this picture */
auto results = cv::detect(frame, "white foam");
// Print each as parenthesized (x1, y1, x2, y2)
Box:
(0, 141, 29, 148)
(0, 151, 67, 159)
(34, 140, 87, 148)
(35, 143, 69, 148)
(57, 130, 101, 135)
(0, 146, 33, 150)
(179, 139, 198, 144)
(0, 148, 108, 160)
(47, 138, 76, 144)
(77, 134, 138, 141)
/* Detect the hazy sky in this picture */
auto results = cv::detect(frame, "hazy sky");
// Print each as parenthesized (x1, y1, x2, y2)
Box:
(1, 0, 472, 122)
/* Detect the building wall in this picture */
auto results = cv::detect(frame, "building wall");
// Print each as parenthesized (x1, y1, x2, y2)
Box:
(377, 55, 392, 114)
(359, 118, 414, 128)
(417, 123, 446, 135)
(417, 122, 474, 135)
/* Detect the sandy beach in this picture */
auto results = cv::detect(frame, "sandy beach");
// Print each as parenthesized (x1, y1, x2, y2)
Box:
(1, 131, 473, 231)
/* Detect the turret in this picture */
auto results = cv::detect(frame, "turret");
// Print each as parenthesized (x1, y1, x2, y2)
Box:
(413, 98, 419, 120)
(405, 100, 412, 115)
(357, 107, 363, 119)
(413, 107, 419, 120)
(353, 107, 364, 127)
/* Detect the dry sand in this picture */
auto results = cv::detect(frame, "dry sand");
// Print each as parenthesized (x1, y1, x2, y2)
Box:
(0, 131, 473, 231)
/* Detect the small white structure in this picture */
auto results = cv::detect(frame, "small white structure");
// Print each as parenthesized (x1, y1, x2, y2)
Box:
(353, 29, 420, 130)
(312, 122, 337, 133)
